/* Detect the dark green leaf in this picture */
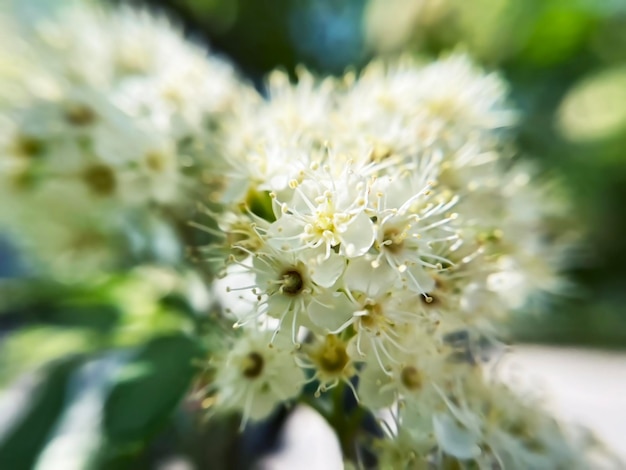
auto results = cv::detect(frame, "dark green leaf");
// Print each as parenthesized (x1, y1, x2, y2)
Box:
(102, 335, 203, 451)
(0, 356, 84, 470)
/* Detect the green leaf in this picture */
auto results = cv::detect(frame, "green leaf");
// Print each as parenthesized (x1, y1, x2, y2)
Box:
(0, 326, 97, 386)
(245, 188, 276, 222)
(102, 335, 203, 452)
(0, 356, 84, 470)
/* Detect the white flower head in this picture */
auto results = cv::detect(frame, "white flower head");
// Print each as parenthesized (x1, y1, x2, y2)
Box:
(308, 258, 431, 373)
(213, 329, 305, 426)
(249, 247, 318, 342)
(302, 334, 357, 398)
(267, 162, 375, 262)
(369, 167, 460, 294)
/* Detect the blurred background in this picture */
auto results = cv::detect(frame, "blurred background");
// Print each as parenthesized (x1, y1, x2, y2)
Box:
(2, 0, 626, 468)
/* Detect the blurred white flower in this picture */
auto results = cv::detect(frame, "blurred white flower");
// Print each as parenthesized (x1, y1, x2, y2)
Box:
(213, 329, 305, 425)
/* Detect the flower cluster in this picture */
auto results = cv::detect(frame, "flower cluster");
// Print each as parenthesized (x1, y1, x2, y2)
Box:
(205, 55, 585, 466)
(0, 1, 247, 277)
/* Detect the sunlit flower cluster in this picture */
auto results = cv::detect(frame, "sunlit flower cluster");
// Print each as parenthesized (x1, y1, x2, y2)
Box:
(204, 51, 585, 467)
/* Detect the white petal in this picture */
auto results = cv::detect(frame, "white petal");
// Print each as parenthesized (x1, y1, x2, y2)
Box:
(404, 264, 436, 294)
(308, 251, 346, 288)
(433, 413, 481, 460)
(212, 261, 258, 321)
(270, 360, 306, 399)
(357, 364, 395, 409)
(249, 385, 281, 420)
(340, 211, 375, 258)
(460, 283, 498, 314)
(267, 216, 304, 251)
(308, 291, 354, 332)
(344, 257, 395, 297)
(266, 294, 292, 319)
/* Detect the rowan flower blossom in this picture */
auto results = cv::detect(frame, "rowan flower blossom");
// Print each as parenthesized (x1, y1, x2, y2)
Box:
(212, 329, 305, 425)
(202, 48, 596, 467)
(267, 162, 375, 262)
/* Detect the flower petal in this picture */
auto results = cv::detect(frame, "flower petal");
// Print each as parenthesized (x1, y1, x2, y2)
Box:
(433, 413, 481, 460)
(308, 291, 354, 332)
(404, 263, 436, 294)
(340, 211, 375, 258)
(358, 363, 396, 409)
(308, 251, 346, 288)
(344, 257, 395, 297)
(267, 216, 304, 251)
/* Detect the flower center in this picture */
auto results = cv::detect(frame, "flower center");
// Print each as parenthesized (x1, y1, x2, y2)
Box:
(145, 151, 166, 173)
(65, 103, 97, 126)
(314, 336, 349, 374)
(14, 135, 44, 158)
(226, 222, 263, 259)
(400, 365, 422, 390)
(314, 213, 335, 234)
(382, 228, 406, 254)
(359, 300, 387, 330)
(304, 198, 349, 246)
(242, 351, 264, 379)
(280, 269, 304, 296)
(83, 164, 116, 196)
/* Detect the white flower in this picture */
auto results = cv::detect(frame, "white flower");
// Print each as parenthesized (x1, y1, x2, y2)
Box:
(425, 376, 588, 468)
(232, 68, 339, 149)
(217, 238, 348, 340)
(340, 54, 515, 159)
(410, 54, 516, 135)
(302, 334, 357, 397)
(213, 329, 305, 425)
(193, 209, 267, 273)
(376, 423, 434, 469)
(214, 141, 313, 206)
(249, 248, 319, 341)
(267, 163, 375, 262)
(357, 332, 450, 409)
(308, 258, 427, 371)
(369, 168, 459, 293)
(375, 403, 436, 468)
